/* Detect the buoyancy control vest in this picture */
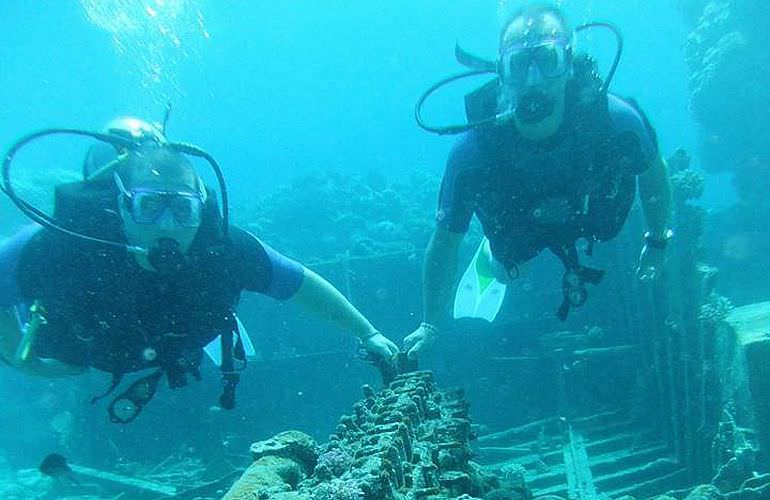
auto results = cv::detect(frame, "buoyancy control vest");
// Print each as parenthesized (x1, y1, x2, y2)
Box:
(18, 178, 248, 421)
(464, 54, 657, 319)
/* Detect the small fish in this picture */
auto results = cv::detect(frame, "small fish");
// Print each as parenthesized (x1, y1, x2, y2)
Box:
(39, 453, 80, 485)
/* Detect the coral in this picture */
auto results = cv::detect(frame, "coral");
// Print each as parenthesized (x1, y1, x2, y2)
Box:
(678, 2, 770, 304)
(698, 292, 734, 324)
(223, 432, 318, 500)
(679, 0, 770, 173)
(311, 478, 364, 500)
(249, 431, 318, 474)
(234, 169, 481, 264)
(222, 455, 302, 500)
(314, 447, 352, 479)
(671, 168, 706, 204)
(224, 370, 507, 499)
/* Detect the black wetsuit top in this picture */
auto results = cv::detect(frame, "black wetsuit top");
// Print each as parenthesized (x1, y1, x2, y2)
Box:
(437, 93, 658, 271)
(2, 181, 303, 381)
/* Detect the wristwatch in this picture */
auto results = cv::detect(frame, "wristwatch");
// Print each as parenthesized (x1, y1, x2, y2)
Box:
(644, 229, 674, 250)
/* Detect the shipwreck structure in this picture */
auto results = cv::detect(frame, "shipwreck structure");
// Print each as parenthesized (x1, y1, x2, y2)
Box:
(230, 136, 770, 500)
(223, 370, 517, 499)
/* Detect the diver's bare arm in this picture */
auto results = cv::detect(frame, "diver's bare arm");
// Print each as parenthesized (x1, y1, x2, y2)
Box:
(638, 155, 673, 236)
(288, 268, 378, 340)
(423, 227, 465, 326)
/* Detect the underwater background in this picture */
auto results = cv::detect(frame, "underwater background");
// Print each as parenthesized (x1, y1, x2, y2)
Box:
(0, 0, 768, 498)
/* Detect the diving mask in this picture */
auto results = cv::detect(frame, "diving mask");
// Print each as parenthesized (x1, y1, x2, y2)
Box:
(115, 173, 204, 228)
(499, 38, 572, 86)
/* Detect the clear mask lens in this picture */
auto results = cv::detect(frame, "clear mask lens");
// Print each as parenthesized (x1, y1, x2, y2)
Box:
(130, 191, 203, 227)
(501, 41, 570, 85)
(115, 174, 203, 228)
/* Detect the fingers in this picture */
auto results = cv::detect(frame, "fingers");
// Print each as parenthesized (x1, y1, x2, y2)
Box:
(403, 333, 417, 352)
(385, 339, 400, 357)
(365, 335, 400, 358)
(407, 341, 422, 360)
(377, 337, 399, 357)
(636, 262, 660, 282)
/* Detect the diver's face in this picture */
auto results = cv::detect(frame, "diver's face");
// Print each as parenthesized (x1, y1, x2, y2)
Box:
(499, 14, 571, 123)
(117, 172, 203, 260)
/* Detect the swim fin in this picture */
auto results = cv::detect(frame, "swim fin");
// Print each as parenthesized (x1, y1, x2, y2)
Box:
(453, 238, 507, 322)
(204, 315, 257, 367)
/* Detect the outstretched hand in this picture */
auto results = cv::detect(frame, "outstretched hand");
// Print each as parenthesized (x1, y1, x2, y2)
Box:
(636, 244, 665, 283)
(402, 323, 437, 360)
(361, 332, 400, 360)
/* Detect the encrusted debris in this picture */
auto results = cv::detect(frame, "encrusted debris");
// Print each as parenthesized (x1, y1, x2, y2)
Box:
(223, 370, 502, 499)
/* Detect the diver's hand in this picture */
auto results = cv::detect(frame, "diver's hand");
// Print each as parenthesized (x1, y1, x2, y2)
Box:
(361, 332, 400, 359)
(403, 323, 438, 360)
(636, 244, 665, 283)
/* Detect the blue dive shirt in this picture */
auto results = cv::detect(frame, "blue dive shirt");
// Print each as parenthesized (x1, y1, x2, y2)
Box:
(436, 93, 658, 267)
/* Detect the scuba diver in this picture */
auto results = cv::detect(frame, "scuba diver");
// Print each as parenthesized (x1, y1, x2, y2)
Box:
(0, 116, 399, 423)
(404, 5, 673, 357)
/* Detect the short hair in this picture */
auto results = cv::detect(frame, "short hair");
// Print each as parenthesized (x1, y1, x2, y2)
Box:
(500, 4, 572, 48)
(117, 148, 200, 192)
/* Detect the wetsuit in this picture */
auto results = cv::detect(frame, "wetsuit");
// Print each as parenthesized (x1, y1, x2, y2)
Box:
(437, 93, 658, 273)
(0, 222, 303, 383)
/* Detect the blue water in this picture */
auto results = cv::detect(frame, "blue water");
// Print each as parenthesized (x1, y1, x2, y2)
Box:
(0, 1, 758, 498)
(0, 1, 696, 201)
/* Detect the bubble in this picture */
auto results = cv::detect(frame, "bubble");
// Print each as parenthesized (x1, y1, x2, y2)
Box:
(79, 0, 210, 104)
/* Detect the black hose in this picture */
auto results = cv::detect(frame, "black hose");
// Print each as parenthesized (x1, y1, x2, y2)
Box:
(414, 21, 624, 135)
(2, 128, 230, 248)
(2, 129, 142, 251)
(574, 21, 624, 92)
(414, 69, 503, 135)
(168, 141, 229, 235)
